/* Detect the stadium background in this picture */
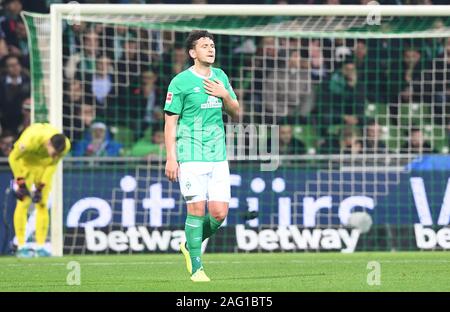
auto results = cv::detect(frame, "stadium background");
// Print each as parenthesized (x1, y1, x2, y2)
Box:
(0, 0, 449, 258)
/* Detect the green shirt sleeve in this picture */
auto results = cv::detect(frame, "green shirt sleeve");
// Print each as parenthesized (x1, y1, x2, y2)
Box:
(164, 77, 183, 115)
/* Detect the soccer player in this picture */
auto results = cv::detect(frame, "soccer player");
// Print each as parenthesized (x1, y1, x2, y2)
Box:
(164, 30, 240, 282)
(8, 123, 71, 258)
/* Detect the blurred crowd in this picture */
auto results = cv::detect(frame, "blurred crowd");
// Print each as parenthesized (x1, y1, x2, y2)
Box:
(0, 0, 449, 160)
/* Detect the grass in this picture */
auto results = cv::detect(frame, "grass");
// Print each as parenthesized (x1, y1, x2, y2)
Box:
(0, 252, 449, 292)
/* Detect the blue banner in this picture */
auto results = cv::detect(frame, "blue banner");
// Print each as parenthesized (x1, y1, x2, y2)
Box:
(1, 167, 449, 230)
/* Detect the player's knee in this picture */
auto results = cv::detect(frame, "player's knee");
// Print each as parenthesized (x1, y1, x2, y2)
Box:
(211, 210, 227, 221)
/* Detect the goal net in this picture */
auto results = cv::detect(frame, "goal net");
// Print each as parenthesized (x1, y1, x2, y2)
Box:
(22, 4, 450, 255)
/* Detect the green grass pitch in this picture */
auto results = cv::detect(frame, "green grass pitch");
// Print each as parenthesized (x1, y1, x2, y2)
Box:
(1, 252, 449, 292)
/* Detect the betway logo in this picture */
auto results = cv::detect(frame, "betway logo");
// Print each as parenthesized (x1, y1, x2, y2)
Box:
(236, 225, 360, 253)
(414, 224, 450, 249)
(85, 226, 185, 252)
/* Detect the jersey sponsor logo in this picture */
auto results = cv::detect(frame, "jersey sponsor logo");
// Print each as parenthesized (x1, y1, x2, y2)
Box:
(201, 96, 222, 109)
(166, 92, 173, 104)
(193, 87, 201, 93)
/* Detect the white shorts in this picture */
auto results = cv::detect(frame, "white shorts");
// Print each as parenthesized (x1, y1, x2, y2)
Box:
(179, 161, 231, 203)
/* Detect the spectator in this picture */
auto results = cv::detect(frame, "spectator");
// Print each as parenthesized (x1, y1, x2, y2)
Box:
(0, 130, 15, 157)
(69, 103, 96, 143)
(63, 21, 87, 57)
(355, 39, 389, 104)
(108, 68, 161, 139)
(161, 44, 188, 85)
(315, 58, 366, 145)
(242, 36, 279, 123)
(278, 124, 306, 155)
(1, 0, 23, 45)
(117, 38, 139, 85)
(423, 36, 450, 126)
(16, 96, 30, 135)
(129, 124, 166, 159)
(340, 127, 363, 155)
(72, 121, 123, 157)
(309, 39, 325, 81)
(402, 127, 435, 154)
(331, 59, 365, 126)
(63, 79, 86, 141)
(388, 46, 422, 103)
(67, 97, 96, 142)
(65, 30, 99, 80)
(263, 50, 316, 122)
(88, 55, 115, 106)
(363, 119, 386, 154)
(6, 19, 29, 68)
(141, 70, 163, 128)
(0, 55, 30, 134)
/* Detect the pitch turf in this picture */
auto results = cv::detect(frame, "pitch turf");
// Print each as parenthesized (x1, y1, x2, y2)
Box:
(0, 252, 449, 292)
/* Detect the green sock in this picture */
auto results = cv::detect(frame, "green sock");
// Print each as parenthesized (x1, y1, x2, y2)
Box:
(185, 214, 204, 274)
(202, 215, 212, 241)
(202, 214, 224, 241)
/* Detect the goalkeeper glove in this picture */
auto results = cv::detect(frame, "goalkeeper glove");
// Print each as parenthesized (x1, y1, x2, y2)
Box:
(13, 178, 30, 201)
(32, 183, 45, 204)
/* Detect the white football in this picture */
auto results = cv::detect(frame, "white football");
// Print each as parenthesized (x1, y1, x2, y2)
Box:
(348, 211, 373, 234)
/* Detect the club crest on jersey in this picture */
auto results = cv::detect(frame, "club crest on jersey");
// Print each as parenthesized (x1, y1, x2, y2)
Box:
(166, 92, 173, 104)
(201, 96, 222, 109)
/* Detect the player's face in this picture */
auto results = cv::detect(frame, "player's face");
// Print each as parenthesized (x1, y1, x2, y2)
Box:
(191, 37, 215, 65)
(46, 141, 59, 159)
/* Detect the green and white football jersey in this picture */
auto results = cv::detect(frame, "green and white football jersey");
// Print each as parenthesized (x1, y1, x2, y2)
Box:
(164, 67, 237, 162)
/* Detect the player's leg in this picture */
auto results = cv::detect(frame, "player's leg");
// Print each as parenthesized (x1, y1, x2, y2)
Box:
(34, 180, 51, 257)
(185, 200, 208, 279)
(205, 201, 228, 240)
(178, 162, 209, 280)
(13, 173, 33, 258)
(31, 167, 52, 257)
(204, 160, 231, 241)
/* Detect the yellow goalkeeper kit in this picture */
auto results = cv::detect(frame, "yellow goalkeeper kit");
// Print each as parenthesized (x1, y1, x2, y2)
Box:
(8, 123, 71, 248)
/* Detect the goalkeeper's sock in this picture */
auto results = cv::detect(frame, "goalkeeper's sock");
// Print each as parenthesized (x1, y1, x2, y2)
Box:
(185, 214, 204, 274)
(202, 214, 224, 241)
(13, 199, 31, 247)
(35, 204, 49, 246)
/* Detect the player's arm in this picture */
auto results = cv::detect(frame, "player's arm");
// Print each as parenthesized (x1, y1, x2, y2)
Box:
(203, 76, 240, 119)
(8, 130, 33, 179)
(8, 131, 34, 200)
(163, 79, 183, 182)
(164, 112, 179, 182)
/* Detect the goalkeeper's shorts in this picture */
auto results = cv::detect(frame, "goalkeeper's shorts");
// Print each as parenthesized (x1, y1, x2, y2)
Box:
(179, 160, 231, 204)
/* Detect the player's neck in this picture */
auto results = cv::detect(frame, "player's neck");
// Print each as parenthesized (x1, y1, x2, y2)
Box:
(191, 63, 212, 78)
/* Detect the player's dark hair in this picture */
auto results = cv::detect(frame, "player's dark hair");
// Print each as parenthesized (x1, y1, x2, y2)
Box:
(50, 134, 67, 154)
(185, 30, 214, 59)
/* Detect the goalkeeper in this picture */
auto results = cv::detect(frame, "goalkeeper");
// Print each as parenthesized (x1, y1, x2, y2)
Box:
(8, 123, 71, 258)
